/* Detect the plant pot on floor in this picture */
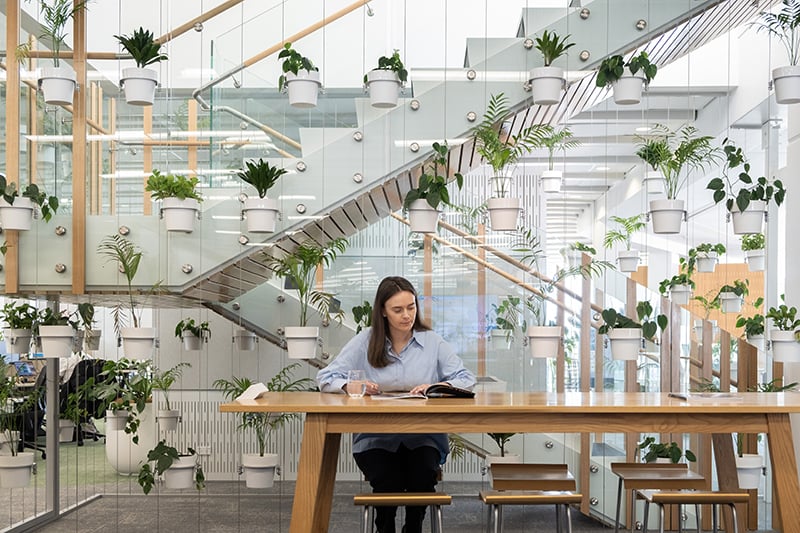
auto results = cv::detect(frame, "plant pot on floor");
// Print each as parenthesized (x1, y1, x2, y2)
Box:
(0, 452, 35, 488)
(39, 65, 76, 106)
(39, 325, 76, 358)
(649, 199, 685, 234)
(242, 453, 279, 488)
(120, 327, 156, 359)
(233, 330, 257, 351)
(745, 250, 765, 272)
(487, 197, 520, 231)
(3, 328, 33, 354)
(284, 70, 321, 108)
(0, 197, 34, 231)
(366, 70, 401, 108)
(772, 65, 800, 104)
(58, 419, 76, 443)
(612, 73, 646, 105)
(407, 199, 439, 233)
(527, 326, 562, 358)
(771, 329, 800, 363)
(242, 197, 280, 233)
(617, 250, 640, 273)
(164, 455, 197, 489)
(736, 454, 763, 490)
(718, 292, 742, 313)
(540, 170, 562, 193)
(529, 66, 565, 105)
(731, 200, 765, 235)
(607, 328, 642, 360)
(181, 331, 203, 351)
(669, 285, 692, 305)
(160, 198, 200, 233)
(120, 67, 159, 106)
(106, 404, 156, 475)
(157, 409, 180, 431)
(284, 326, 319, 359)
(695, 252, 718, 273)
(105, 409, 129, 431)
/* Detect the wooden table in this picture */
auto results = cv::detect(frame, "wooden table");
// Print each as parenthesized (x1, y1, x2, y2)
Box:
(220, 391, 800, 533)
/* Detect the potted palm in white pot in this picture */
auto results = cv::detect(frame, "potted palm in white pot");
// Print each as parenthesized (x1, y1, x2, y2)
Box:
(539, 127, 579, 193)
(767, 296, 800, 363)
(635, 124, 719, 234)
(471, 93, 550, 230)
(598, 302, 668, 360)
(115, 27, 168, 106)
(364, 50, 408, 108)
(603, 214, 646, 272)
(278, 42, 320, 108)
(263, 238, 347, 359)
(402, 141, 464, 233)
(529, 30, 574, 105)
(153, 362, 190, 431)
(750, 0, 800, 104)
(741, 233, 766, 272)
(595, 51, 658, 105)
(237, 158, 288, 233)
(36, 0, 87, 105)
(145, 170, 203, 233)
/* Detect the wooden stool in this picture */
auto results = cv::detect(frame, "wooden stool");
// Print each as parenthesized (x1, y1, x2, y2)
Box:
(480, 490, 583, 533)
(637, 491, 750, 533)
(353, 492, 452, 533)
(610, 462, 706, 533)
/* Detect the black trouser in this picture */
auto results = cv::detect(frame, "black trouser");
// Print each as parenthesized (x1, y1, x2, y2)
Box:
(354, 444, 440, 533)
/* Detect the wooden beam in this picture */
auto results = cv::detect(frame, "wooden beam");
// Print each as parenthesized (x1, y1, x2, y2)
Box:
(157, 0, 246, 45)
(71, 0, 87, 295)
(477, 224, 486, 377)
(5, 0, 20, 294)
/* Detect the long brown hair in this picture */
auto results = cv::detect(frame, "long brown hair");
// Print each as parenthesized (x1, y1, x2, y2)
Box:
(367, 276, 430, 368)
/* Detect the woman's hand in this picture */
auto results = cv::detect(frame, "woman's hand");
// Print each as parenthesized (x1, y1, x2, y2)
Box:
(365, 381, 381, 395)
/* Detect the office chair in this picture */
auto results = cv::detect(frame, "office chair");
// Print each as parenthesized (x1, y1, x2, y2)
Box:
(58, 358, 108, 445)
(17, 366, 47, 459)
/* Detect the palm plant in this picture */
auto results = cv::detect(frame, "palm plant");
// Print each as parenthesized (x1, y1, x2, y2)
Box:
(603, 214, 646, 251)
(152, 362, 190, 412)
(750, 0, 800, 66)
(541, 127, 580, 171)
(114, 27, 168, 68)
(534, 30, 574, 66)
(39, 0, 88, 67)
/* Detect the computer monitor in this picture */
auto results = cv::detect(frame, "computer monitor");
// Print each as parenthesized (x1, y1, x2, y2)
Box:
(13, 360, 36, 377)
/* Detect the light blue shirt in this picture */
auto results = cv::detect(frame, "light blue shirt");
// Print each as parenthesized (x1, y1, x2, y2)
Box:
(316, 327, 476, 462)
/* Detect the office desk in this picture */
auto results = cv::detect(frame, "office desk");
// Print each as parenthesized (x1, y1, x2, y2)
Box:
(220, 392, 800, 533)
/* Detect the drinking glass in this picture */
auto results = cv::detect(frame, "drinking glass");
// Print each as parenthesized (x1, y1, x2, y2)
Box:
(346, 370, 367, 398)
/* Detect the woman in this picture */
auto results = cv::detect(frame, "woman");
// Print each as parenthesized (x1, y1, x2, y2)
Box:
(317, 276, 475, 533)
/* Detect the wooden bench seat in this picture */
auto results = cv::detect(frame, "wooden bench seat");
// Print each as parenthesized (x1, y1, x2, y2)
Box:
(353, 492, 451, 533)
(637, 491, 749, 533)
(488, 463, 577, 491)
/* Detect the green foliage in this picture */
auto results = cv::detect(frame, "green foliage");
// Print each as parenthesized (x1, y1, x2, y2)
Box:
(114, 27, 168, 68)
(741, 233, 765, 252)
(693, 292, 721, 319)
(693, 242, 726, 255)
(487, 432, 516, 457)
(707, 139, 786, 213)
(603, 214, 646, 250)
(564, 241, 596, 255)
(277, 42, 318, 91)
(138, 440, 204, 495)
(174, 318, 210, 341)
(541, 127, 580, 171)
(352, 300, 373, 334)
(488, 296, 525, 341)
(0, 356, 41, 456)
(145, 169, 203, 201)
(364, 49, 408, 84)
(214, 363, 314, 456)
(750, 0, 800, 66)
(237, 159, 288, 199)
(717, 279, 749, 299)
(750, 378, 798, 392)
(0, 301, 38, 329)
(635, 124, 720, 200)
(402, 141, 464, 211)
(598, 301, 668, 342)
(596, 51, 657, 88)
(262, 238, 347, 327)
(638, 436, 697, 463)
(76, 302, 95, 330)
(627, 51, 658, 83)
(0, 174, 60, 222)
(534, 30, 575, 66)
(659, 273, 695, 296)
(93, 359, 153, 444)
(736, 313, 765, 338)
(767, 294, 800, 331)
(38, 0, 88, 67)
(152, 362, 191, 412)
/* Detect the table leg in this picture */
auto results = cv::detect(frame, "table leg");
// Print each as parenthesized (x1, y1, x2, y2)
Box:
(711, 433, 745, 533)
(290, 413, 341, 533)
(767, 413, 800, 533)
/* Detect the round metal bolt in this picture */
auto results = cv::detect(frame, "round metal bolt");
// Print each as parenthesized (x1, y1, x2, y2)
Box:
(321, 351, 331, 360)
(276, 296, 285, 304)
(55, 263, 67, 273)
(544, 441, 554, 449)
(193, 22, 203, 32)
(466, 111, 477, 122)
(296, 161, 307, 172)
(635, 521, 643, 530)
(240, 121, 248, 130)
(523, 38, 534, 50)
(238, 235, 250, 245)
(118, 225, 130, 236)
(590, 497, 599, 506)
(580, 7, 590, 19)
(409, 99, 420, 111)
(54, 225, 66, 236)
(579, 50, 590, 62)
(592, 312, 601, 321)
(353, 131, 363, 142)
(296, 203, 307, 214)
(409, 142, 420, 153)
(523, 81, 532, 92)
(277, 326, 284, 336)
(238, 192, 249, 203)
(466, 69, 477, 81)
(181, 263, 193, 274)
(317, 337, 324, 347)
(636, 19, 647, 30)
(353, 173, 363, 183)
(231, 302, 241, 311)
(590, 464, 599, 473)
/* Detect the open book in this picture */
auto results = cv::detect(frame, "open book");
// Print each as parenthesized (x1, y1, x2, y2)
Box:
(373, 383, 475, 400)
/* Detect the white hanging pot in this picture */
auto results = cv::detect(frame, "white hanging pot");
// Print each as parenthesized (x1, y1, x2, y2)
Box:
(242, 197, 279, 233)
(120, 67, 158, 106)
(2, 328, 33, 354)
(735, 454, 763, 490)
(731, 201, 765, 235)
(234, 329, 257, 351)
(0, 197, 34, 231)
(158, 409, 180, 431)
(164, 455, 196, 489)
(608, 328, 642, 360)
(529, 66, 565, 105)
(105, 409, 130, 431)
(407, 199, 439, 233)
(39, 65, 76, 106)
(642, 170, 665, 195)
(39, 325, 76, 358)
(771, 329, 800, 363)
(745, 250, 765, 272)
(285, 70, 321, 108)
(120, 327, 156, 359)
(161, 197, 200, 233)
(649, 199, 685, 234)
(0, 452, 35, 488)
(617, 250, 640, 272)
(669, 284, 692, 305)
(82, 329, 102, 351)
(748, 334, 765, 353)
(540, 170, 562, 193)
(719, 292, 742, 313)
(284, 326, 319, 359)
(181, 331, 203, 351)
(486, 453, 521, 467)
(366, 70, 401, 108)
(242, 453, 279, 489)
(564, 250, 582, 269)
(772, 65, 800, 104)
(612, 73, 646, 105)
(527, 326, 562, 359)
(487, 197, 521, 232)
(695, 252, 718, 273)
(58, 419, 75, 443)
